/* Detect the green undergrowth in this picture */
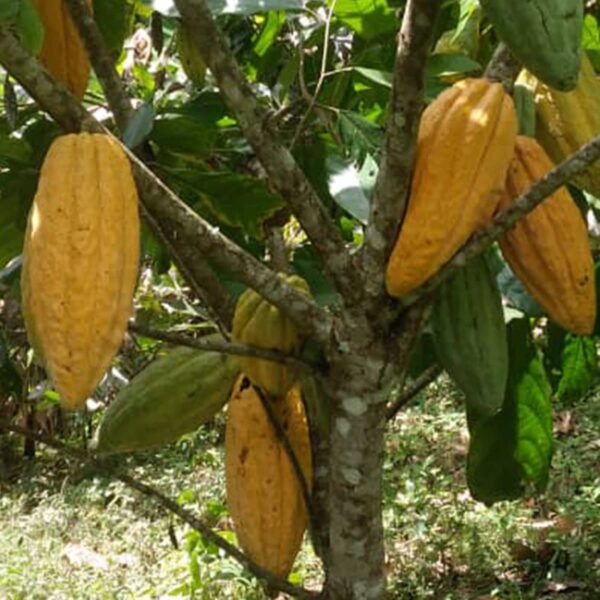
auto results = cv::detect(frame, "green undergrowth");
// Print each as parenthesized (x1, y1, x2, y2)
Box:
(1, 379, 599, 599)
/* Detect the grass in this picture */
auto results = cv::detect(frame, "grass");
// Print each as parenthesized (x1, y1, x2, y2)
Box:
(1, 379, 599, 599)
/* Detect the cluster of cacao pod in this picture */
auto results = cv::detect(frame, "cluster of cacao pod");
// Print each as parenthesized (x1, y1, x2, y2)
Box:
(92, 274, 314, 580)
(386, 6, 598, 410)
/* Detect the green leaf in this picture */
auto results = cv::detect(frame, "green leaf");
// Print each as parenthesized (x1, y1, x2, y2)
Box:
(352, 67, 392, 89)
(556, 335, 598, 402)
(16, 0, 44, 55)
(150, 114, 218, 156)
(326, 154, 370, 224)
(337, 110, 384, 164)
(0, 0, 19, 22)
(148, 0, 303, 15)
(93, 0, 132, 53)
(170, 170, 283, 238)
(0, 132, 32, 166)
(122, 102, 156, 148)
(333, 0, 397, 40)
(254, 10, 286, 56)
(497, 262, 543, 317)
(467, 318, 553, 505)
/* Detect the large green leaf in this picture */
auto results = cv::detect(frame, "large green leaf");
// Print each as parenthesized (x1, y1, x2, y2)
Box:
(165, 169, 283, 238)
(467, 317, 553, 505)
(93, 0, 132, 54)
(333, 0, 397, 40)
(337, 110, 384, 164)
(556, 335, 598, 402)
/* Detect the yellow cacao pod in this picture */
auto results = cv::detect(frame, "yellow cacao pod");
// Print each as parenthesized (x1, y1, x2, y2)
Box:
(529, 54, 600, 198)
(498, 136, 596, 336)
(21, 133, 140, 410)
(232, 274, 311, 397)
(386, 78, 517, 297)
(33, 0, 91, 100)
(225, 374, 312, 579)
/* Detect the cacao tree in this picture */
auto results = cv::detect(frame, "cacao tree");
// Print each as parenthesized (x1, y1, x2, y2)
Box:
(0, 0, 600, 598)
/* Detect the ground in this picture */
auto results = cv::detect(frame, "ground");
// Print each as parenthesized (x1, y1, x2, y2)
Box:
(0, 378, 599, 599)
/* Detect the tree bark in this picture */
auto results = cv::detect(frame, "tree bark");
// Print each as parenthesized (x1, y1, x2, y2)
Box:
(323, 321, 391, 599)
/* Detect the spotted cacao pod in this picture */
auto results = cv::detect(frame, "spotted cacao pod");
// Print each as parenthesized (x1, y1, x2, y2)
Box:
(498, 136, 596, 335)
(225, 374, 312, 579)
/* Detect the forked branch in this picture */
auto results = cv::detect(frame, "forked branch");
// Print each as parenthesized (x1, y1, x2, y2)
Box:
(0, 26, 332, 344)
(401, 133, 600, 308)
(361, 0, 440, 303)
(173, 0, 361, 304)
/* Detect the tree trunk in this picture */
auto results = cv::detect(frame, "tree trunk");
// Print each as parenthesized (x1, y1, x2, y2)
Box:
(323, 343, 389, 599)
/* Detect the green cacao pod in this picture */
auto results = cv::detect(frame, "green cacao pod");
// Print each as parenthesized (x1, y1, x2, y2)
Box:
(432, 255, 508, 416)
(91, 336, 239, 454)
(176, 21, 206, 86)
(232, 274, 311, 397)
(513, 82, 536, 138)
(480, 0, 583, 91)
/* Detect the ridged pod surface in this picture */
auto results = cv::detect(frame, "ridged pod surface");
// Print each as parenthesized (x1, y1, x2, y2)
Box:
(385, 78, 517, 297)
(33, 0, 91, 99)
(92, 337, 239, 454)
(530, 54, 600, 197)
(232, 274, 311, 396)
(498, 136, 595, 335)
(225, 375, 312, 579)
(480, 0, 582, 91)
(432, 255, 508, 417)
(21, 133, 140, 410)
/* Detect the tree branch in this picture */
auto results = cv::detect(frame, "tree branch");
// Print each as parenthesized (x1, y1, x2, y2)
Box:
(173, 0, 361, 304)
(2, 424, 318, 599)
(400, 132, 600, 308)
(0, 26, 332, 344)
(386, 363, 442, 421)
(129, 322, 314, 373)
(253, 384, 317, 541)
(63, 0, 235, 330)
(360, 0, 440, 303)
(64, 0, 133, 130)
(484, 43, 522, 93)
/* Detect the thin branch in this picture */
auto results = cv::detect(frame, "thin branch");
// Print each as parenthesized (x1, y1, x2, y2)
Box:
(253, 384, 316, 536)
(63, 0, 235, 330)
(400, 132, 600, 308)
(386, 363, 442, 421)
(2, 424, 318, 599)
(484, 43, 522, 93)
(265, 226, 289, 273)
(173, 0, 361, 304)
(360, 0, 440, 304)
(64, 0, 133, 130)
(0, 26, 332, 344)
(129, 322, 314, 373)
(289, 0, 338, 150)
